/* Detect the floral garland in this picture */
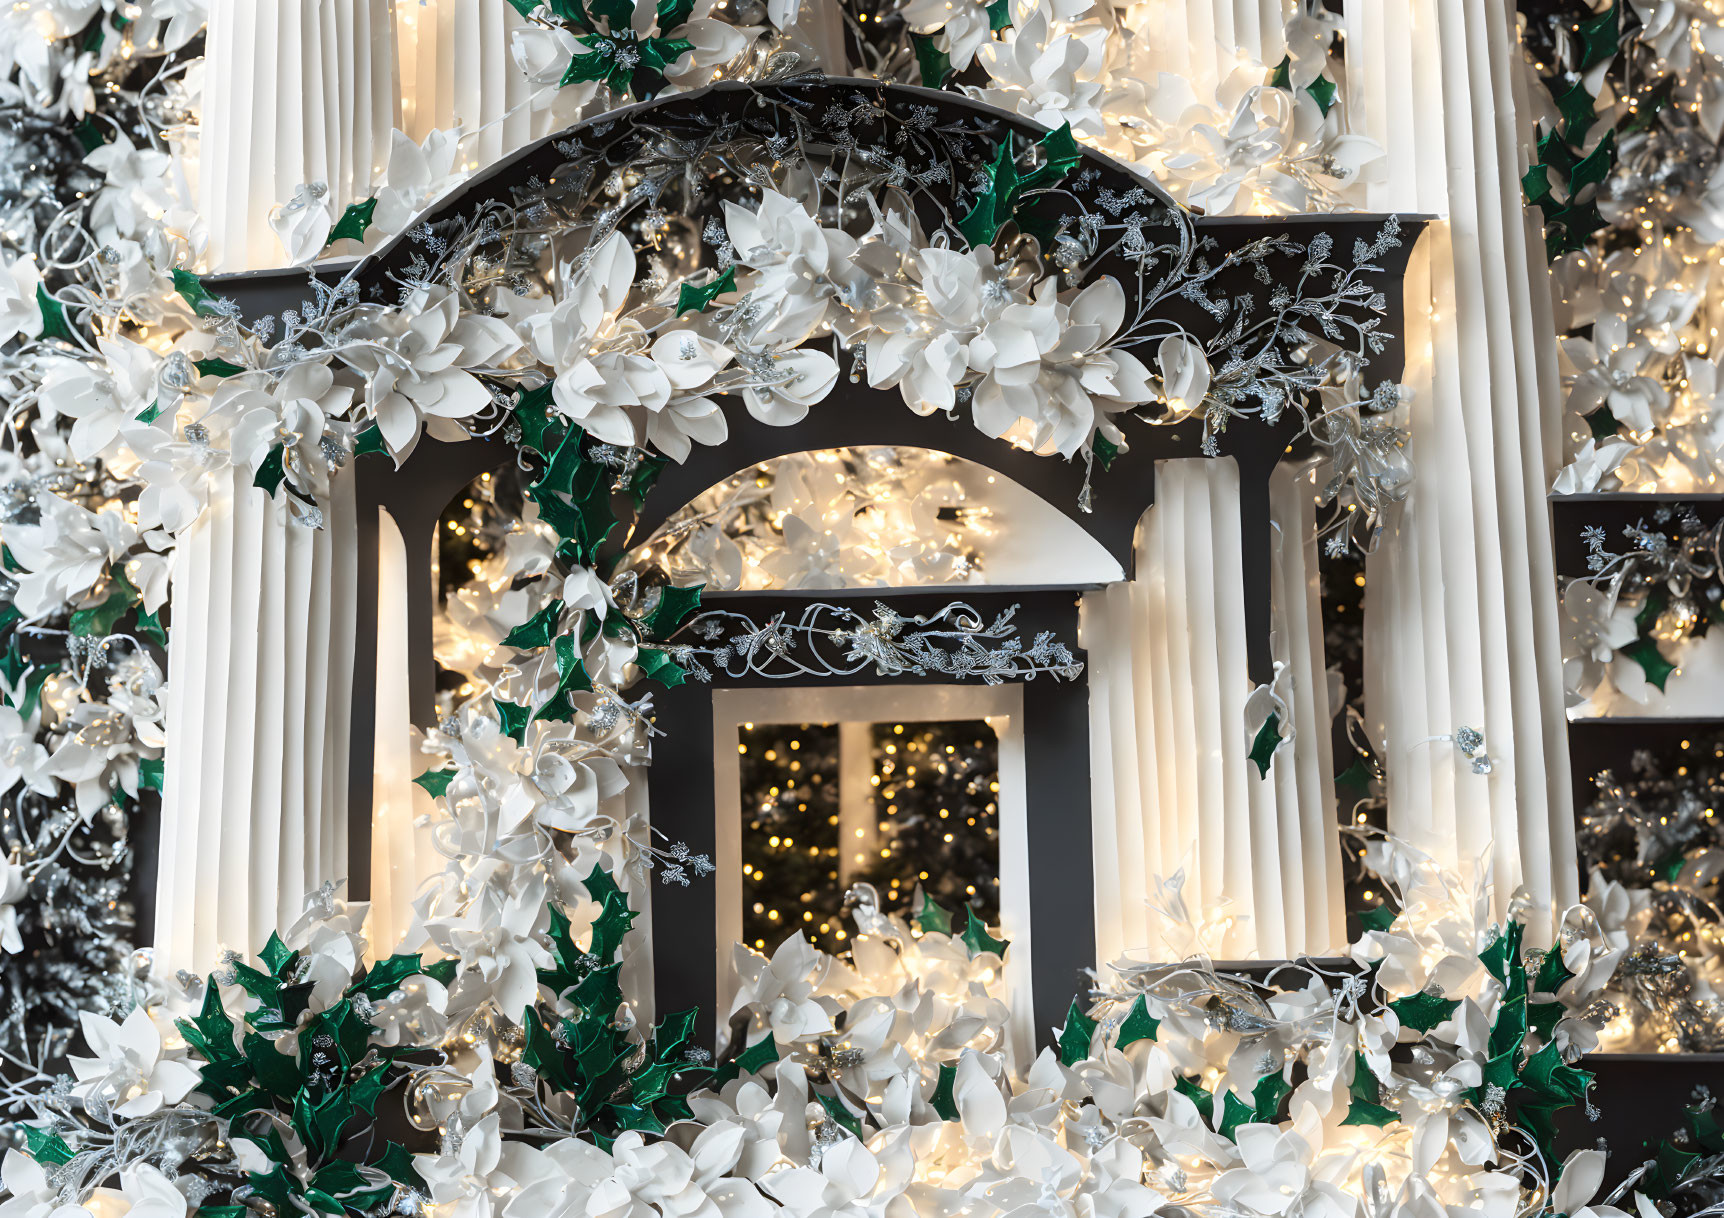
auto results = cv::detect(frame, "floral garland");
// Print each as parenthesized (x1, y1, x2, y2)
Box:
(1, 2, 1708, 1217)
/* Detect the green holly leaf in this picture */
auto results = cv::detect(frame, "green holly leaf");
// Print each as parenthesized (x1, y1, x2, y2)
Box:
(638, 583, 703, 640)
(1389, 990, 1460, 1032)
(584, 864, 623, 905)
(1247, 712, 1282, 778)
(1622, 636, 1677, 692)
(1480, 919, 1526, 987)
(1114, 995, 1160, 1049)
(1218, 1088, 1255, 1140)
(36, 285, 74, 342)
(354, 425, 388, 458)
(1357, 904, 1394, 935)
(1569, 130, 1616, 193)
(588, 890, 638, 964)
(1305, 73, 1337, 116)
(259, 932, 295, 975)
(254, 444, 287, 496)
(552, 632, 593, 698)
(514, 381, 564, 457)
(912, 34, 951, 88)
(959, 137, 1019, 249)
(377, 1142, 429, 1193)
(721, 1033, 779, 1083)
(496, 699, 532, 743)
(1576, 1, 1620, 68)
(1057, 998, 1097, 1066)
(135, 399, 164, 424)
(244, 1031, 304, 1099)
(1585, 404, 1621, 441)
(172, 268, 226, 317)
(1534, 944, 1575, 995)
(656, 0, 695, 31)
(70, 564, 140, 638)
(1350, 1050, 1382, 1104)
(1520, 1041, 1593, 1105)
(503, 600, 565, 651)
(915, 890, 953, 935)
(986, 0, 1010, 29)
(960, 907, 1009, 958)
(1342, 1099, 1400, 1127)
(1091, 434, 1120, 471)
(929, 1061, 959, 1120)
(137, 757, 164, 792)
(74, 119, 107, 154)
(136, 607, 167, 647)
(414, 768, 456, 798)
(177, 982, 239, 1063)
(1175, 1074, 1214, 1123)
(675, 265, 735, 316)
(634, 646, 686, 688)
(22, 1126, 75, 1166)
(1522, 163, 1553, 206)
(818, 1091, 863, 1138)
(195, 357, 246, 378)
(326, 197, 378, 247)
(1555, 80, 1599, 141)
(1252, 1069, 1291, 1123)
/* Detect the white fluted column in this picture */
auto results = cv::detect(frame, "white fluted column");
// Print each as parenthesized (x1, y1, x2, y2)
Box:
(1347, 0, 1576, 929)
(199, 0, 400, 272)
(1116, 0, 1290, 93)
(155, 467, 358, 970)
(395, 0, 543, 173)
(1081, 458, 1342, 964)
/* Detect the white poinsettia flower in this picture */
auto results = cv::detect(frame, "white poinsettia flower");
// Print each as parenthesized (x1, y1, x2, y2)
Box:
(725, 189, 861, 347)
(900, 0, 995, 69)
(0, 706, 56, 807)
(6, 495, 138, 619)
(136, 0, 207, 52)
(729, 933, 844, 1043)
(526, 231, 699, 447)
(372, 128, 467, 239)
(866, 243, 1023, 415)
(971, 4, 1108, 136)
(37, 337, 160, 463)
(736, 347, 840, 429)
(0, 256, 44, 346)
(83, 133, 175, 244)
(68, 1005, 201, 1118)
(1211, 1124, 1315, 1215)
(1154, 334, 1212, 416)
(228, 362, 355, 496)
(1561, 580, 1642, 706)
(269, 182, 334, 265)
(1553, 435, 1637, 494)
(345, 286, 521, 461)
(0, 1148, 62, 1218)
(46, 701, 148, 817)
(0, 853, 27, 954)
(972, 276, 1156, 456)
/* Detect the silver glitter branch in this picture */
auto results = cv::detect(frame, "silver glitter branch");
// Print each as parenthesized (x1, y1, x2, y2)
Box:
(666, 600, 1084, 684)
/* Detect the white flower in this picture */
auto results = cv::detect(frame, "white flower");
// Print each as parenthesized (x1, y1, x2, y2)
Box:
(372, 128, 467, 238)
(269, 182, 335, 264)
(528, 232, 730, 448)
(68, 1006, 201, 1118)
(36, 337, 161, 463)
(0, 256, 44, 346)
(83, 134, 175, 243)
(6, 495, 139, 619)
(1212, 1124, 1315, 1215)
(0, 1149, 61, 1218)
(900, 0, 995, 68)
(345, 286, 521, 460)
(227, 361, 355, 496)
(138, 0, 207, 52)
(0, 705, 57, 806)
(726, 190, 862, 346)
(1561, 580, 1646, 707)
(971, 4, 1108, 136)
(729, 933, 841, 1043)
(1154, 334, 1211, 416)
(0, 854, 27, 953)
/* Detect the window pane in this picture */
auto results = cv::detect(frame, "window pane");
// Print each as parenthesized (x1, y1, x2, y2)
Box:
(738, 717, 1000, 957)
